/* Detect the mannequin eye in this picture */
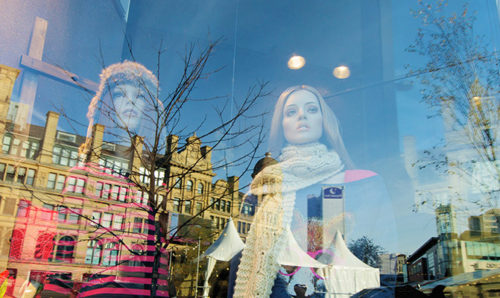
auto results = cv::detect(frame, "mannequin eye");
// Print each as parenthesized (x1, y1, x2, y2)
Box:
(285, 108, 297, 117)
(307, 105, 319, 113)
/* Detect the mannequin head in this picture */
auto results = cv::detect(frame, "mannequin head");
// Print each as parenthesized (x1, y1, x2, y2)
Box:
(109, 81, 147, 130)
(269, 85, 354, 168)
(282, 89, 323, 145)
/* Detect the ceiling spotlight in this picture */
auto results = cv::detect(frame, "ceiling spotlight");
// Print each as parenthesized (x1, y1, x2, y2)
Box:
(288, 55, 306, 70)
(333, 65, 350, 79)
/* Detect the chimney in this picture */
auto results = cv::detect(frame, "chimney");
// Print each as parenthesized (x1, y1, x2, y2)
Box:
(38, 111, 60, 164)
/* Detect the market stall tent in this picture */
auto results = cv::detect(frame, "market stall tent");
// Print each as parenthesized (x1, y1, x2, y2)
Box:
(318, 231, 380, 297)
(200, 218, 245, 298)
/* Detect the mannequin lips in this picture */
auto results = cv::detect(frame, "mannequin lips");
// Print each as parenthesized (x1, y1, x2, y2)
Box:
(296, 123, 310, 132)
(122, 108, 137, 118)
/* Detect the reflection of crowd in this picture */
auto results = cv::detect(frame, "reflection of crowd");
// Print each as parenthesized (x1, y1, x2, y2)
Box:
(233, 86, 397, 297)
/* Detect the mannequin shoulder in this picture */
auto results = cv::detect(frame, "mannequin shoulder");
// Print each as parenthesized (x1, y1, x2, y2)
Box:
(343, 169, 378, 183)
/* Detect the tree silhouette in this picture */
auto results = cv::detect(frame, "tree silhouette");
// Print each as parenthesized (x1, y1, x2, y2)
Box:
(406, 0, 499, 212)
(348, 236, 385, 268)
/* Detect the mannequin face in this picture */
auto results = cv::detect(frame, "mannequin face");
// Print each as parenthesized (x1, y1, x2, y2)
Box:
(282, 90, 323, 145)
(111, 83, 146, 130)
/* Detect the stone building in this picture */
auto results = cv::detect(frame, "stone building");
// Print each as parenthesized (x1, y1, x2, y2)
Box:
(0, 64, 253, 297)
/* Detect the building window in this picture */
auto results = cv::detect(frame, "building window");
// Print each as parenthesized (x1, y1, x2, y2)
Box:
(215, 199, 220, 211)
(47, 173, 57, 189)
(227, 201, 231, 213)
(21, 139, 39, 159)
(173, 198, 181, 212)
(41, 204, 55, 220)
(184, 200, 192, 214)
(9, 229, 25, 259)
(85, 240, 102, 265)
(0, 163, 5, 180)
(52, 146, 78, 167)
(186, 180, 193, 191)
(139, 167, 150, 184)
(5, 165, 15, 182)
(91, 211, 101, 226)
(221, 200, 226, 212)
(135, 191, 148, 205)
(16, 167, 26, 184)
(155, 169, 165, 186)
(58, 206, 80, 224)
(196, 202, 203, 214)
(133, 218, 144, 233)
(56, 131, 77, 143)
(26, 169, 35, 186)
(174, 178, 181, 189)
(35, 232, 56, 260)
(2, 135, 12, 154)
(56, 175, 65, 190)
(102, 213, 112, 228)
(53, 235, 75, 263)
(112, 214, 124, 230)
(16, 200, 30, 217)
(66, 176, 85, 194)
(100, 156, 128, 176)
(197, 182, 204, 194)
(210, 198, 214, 209)
(102, 242, 119, 266)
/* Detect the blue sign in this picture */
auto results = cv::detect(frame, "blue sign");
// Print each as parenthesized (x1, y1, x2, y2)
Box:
(323, 186, 344, 199)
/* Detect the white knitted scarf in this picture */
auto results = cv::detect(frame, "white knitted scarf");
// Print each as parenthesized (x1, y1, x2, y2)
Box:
(233, 143, 344, 297)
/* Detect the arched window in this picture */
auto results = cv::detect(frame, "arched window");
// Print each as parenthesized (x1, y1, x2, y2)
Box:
(53, 235, 75, 263)
(129, 244, 144, 267)
(174, 178, 181, 189)
(9, 229, 25, 259)
(34, 232, 56, 260)
(197, 182, 204, 194)
(186, 180, 193, 191)
(85, 240, 102, 265)
(102, 242, 119, 266)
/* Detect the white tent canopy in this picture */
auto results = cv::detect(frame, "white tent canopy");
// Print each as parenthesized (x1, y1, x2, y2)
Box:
(277, 226, 327, 269)
(318, 231, 380, 297)
(201, 218, 245, 298)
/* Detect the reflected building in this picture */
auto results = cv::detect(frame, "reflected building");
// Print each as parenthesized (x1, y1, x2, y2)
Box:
(407, 206, 500, 285)
(0, 64, 252, 297)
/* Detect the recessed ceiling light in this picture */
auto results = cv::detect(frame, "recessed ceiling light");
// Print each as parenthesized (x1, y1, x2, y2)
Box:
(288, 55, 306, 70)
(333, 65, 350, 79)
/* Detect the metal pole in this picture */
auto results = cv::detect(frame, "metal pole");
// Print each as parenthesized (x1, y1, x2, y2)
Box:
(195, 236, 201, 297)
